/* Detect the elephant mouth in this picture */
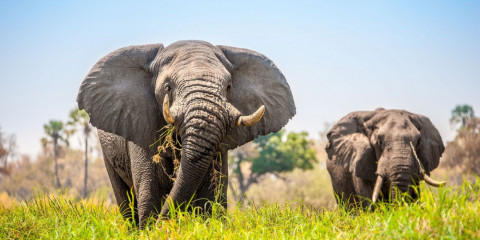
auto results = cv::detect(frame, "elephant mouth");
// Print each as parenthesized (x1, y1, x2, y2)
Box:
(371, 172, 445, 203)
(372, 176, 418, 203)
(372, 143, 446, 203)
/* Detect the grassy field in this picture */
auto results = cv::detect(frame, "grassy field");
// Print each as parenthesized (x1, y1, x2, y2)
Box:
(1, 180, 479, 239)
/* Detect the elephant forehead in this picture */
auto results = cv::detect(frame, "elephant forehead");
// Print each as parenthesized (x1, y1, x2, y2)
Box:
(345, 133, 369, 144)
(377, 114, 420, 135)
(381, 121, 420, 139)
(151, 43, 230, 76)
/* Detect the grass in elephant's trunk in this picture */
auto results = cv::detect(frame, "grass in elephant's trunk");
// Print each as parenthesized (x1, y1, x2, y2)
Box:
(151, 125, 224, 195)
(210, 153, 225, 200)
(151, 125, 182, 181)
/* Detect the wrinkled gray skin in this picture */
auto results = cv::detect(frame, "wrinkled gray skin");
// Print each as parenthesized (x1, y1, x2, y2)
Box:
(77, 41, 295, 227)
(326, 108, 444, 207)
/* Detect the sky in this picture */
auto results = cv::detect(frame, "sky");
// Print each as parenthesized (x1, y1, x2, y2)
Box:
(0, 1, 479, 157)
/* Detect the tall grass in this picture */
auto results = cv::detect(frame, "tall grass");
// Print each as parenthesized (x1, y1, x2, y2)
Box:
(1, 180, 479, 239)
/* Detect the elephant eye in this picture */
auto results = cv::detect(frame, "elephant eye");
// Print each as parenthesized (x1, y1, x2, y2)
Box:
(376, 134, 384, 146)
(165, 84, 171, 92)
(227, 84, 231, 92)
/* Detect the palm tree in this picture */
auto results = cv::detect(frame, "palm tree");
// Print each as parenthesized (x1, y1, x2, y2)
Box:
(44, 120, 66, 188)
(450, 105, 475, 129)
(67, 108, 91, 198)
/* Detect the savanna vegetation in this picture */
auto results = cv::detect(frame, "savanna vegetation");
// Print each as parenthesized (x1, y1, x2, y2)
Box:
(1, 104, 479, 239)
(1, 181, 479, 239)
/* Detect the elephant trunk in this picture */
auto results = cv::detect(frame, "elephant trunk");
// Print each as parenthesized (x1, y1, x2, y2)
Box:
(374, 140, 421, 203)
(160, 85, 229, 216)
(388, 157, 420, 202)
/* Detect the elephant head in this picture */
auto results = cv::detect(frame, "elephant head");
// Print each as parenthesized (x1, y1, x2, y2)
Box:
(326, 108, 445, 203)
(77, 40, 295, 214)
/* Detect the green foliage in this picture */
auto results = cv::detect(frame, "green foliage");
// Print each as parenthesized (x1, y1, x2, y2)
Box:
(67, 108, 91, 137)
(228, 130, 319, 204)
(450, 104, 475, 129)
(67, 108, 93, 197)
(245, 166, 335, 209)
(67, 108, 90, 126)
(43, 120, 65, 143)
(250, 130, 318, 175)
(1, 181, 480, 239)
(43, 120, 67, 188)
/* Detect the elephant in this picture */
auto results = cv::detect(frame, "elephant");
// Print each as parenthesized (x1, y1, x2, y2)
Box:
(76, 40, 295, 226)
(325, 108, 445, 208)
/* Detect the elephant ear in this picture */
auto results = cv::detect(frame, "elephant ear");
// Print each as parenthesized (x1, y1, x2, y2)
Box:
(409, 114, 445, 174)
(217, 45, 296, 149)
(325, 111, 378, 182)
(77, 44, 164, 148)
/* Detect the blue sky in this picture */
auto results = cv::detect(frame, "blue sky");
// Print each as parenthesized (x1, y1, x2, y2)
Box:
(1, 1, 479, 157)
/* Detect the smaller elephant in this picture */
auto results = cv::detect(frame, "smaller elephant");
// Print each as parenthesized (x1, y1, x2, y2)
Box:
(325, 108, 446, 207)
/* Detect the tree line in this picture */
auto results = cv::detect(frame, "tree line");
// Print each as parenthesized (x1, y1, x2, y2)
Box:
(0, 104, 479, 204)
(41, 108, 92, 197)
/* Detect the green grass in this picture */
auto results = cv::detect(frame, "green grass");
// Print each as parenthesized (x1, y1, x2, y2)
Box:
(1, 180, 480, 239)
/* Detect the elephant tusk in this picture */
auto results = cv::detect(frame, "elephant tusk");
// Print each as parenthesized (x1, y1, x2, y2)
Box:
(163, 95, 175, 124)
(237, 105, 265, 127)
(372, 175, 384, 203)
(423, 174, 446, 187)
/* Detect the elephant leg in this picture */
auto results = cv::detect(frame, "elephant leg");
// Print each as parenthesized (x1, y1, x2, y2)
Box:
(104, 157, 138, 224)
(327, 161, 357, 208)
(128, 142, 169, 228)
(352, 176, 374, 208)
(98, 130, 139, 224)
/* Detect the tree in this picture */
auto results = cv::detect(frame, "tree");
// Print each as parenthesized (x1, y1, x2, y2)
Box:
(442, 116, 480, 177)
(229, 130, 318, 203)
(43, 120, 66, 188)
(0, 127, 16, 176)
(67, 108, 92, 197)
(1, 148, 112, 201)
(450, 104, 474, 129)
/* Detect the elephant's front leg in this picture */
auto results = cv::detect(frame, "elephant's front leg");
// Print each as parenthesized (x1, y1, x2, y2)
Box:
(128, 142, 169, 228)
(327, 160, 356, 208)
(192, 150, 229, 214)
(352, 175, 375, 208)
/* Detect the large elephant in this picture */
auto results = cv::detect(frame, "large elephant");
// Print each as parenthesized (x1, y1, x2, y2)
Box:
(77, 40, 295, 226)
(325, 108, 445, 207)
